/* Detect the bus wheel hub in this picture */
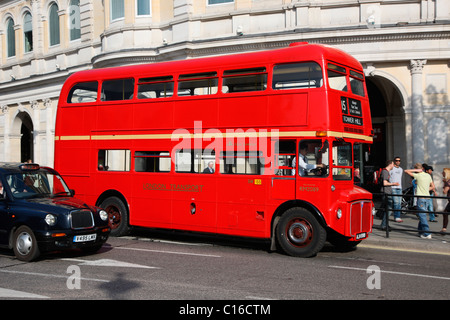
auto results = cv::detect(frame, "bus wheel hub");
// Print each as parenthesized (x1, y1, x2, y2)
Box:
(287, 220, 311, 246)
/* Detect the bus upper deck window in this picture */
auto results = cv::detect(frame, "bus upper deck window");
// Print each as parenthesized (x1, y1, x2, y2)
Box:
(222, 67, 267, 93)
(67, 81, 98, 103)
(273, 62, 323, 90)
(178, 72, 218, 96)
(101, 78, 135, 101)
(349, 70, 365, 97)
(327, 63, 347, 92)
(138, 76, 174, 99)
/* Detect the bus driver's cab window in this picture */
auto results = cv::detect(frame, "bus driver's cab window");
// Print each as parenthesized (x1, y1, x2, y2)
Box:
(294, 140, 329, 177)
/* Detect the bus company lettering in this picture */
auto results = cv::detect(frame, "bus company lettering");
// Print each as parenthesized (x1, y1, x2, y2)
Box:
(298, 184, 319, 192)
(143, 183, 204, 193)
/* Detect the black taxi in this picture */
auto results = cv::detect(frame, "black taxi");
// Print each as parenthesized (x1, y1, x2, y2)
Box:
(0, 163, 110, 261)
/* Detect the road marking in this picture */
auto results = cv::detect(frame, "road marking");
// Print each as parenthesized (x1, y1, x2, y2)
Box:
(329, 265, 450, 281)
(0, 269, 109, 282)
(359, 243, 450, 256)
(114, 246, 221, 258)
(0, 288, 49, 299)
(123, 236, 213, 246)
(61, 258, 159, 269)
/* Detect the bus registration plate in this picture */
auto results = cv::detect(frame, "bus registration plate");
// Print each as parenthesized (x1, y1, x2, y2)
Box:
(356, 232, 366, 240)
(73, 234, 97, 242)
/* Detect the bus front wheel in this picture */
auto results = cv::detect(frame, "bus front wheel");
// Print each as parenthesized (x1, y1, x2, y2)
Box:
(100, 196, 129, 237)
(276, 207, 326, 258)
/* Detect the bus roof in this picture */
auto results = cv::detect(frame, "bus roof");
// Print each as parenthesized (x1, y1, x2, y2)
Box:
(63, 43, 362, 84)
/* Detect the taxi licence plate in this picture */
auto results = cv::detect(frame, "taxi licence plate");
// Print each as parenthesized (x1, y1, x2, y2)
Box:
(73, 234, 97, 242)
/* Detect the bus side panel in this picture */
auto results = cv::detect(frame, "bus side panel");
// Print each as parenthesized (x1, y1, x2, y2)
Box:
(171, 174, 217, 233)
(216, 175, 268, 238)
(173, 99, 218, 129)
(268, 93, 308, 127)
(130, 173, 173, 229)
(133, 101, 174, 130)
(218, 96, 267, 128)
(95, 103, 133, 132)
(55, 140, 91, 201)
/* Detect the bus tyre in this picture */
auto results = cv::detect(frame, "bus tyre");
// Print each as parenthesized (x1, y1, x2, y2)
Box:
(13, 226, 40, 262)
(100, 196, 130, 237)
(276, 208, 326, 258)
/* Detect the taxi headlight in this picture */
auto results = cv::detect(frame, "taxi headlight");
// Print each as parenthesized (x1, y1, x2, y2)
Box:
(99, 210, 108, 221)
(45, 214, 57, 226)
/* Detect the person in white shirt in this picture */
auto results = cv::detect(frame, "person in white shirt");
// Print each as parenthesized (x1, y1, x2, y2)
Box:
(389, 157, 404, 222)
(292, 142, 325, 176)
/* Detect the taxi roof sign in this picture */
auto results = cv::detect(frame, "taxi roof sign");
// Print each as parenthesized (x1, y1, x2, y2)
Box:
(19, 163, 40, 171)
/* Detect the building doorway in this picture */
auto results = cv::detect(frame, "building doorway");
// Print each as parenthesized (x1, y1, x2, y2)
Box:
(363, 73, 406, 191)
(12, 112, 34, 163)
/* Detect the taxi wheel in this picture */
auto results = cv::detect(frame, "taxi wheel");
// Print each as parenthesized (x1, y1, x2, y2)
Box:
(12, 226, 40, 262)
(276, 207, 326, 258)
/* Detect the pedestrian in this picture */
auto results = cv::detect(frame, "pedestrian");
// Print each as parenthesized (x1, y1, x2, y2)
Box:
(441, 168, 450, 235)
(405, 163, 436, 239)
(380, 160, 400, 231)
(423, 164, 437, 222)
(390, 157, 403, 222)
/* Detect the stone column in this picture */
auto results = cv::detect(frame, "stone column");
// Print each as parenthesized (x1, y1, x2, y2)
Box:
(1, 105, 9, 162)
(410, 59, 427, 164)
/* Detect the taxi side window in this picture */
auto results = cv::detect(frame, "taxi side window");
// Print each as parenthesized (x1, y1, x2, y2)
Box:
(0, 179, 5, 200)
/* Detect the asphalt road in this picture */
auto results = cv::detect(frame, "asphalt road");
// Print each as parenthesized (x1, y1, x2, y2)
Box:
(0, 231, 449, 305)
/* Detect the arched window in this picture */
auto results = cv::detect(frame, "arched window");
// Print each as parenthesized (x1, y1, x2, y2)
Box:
(6, 17, 15, 57)
(24, 12, 33, 52)
(49, 3, 60, 46)
(69, 0, 81, 41)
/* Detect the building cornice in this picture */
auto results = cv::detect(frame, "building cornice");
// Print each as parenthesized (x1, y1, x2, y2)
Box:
(92, 24, 450, 68)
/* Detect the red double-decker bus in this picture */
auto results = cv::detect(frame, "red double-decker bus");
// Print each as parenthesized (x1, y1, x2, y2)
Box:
(54, 42, 374, 257)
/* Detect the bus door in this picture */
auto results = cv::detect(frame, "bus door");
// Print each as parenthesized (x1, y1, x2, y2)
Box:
(295, 139, 329, 200)
(271, 139, 296, 200)
(171, 148, 217, 233)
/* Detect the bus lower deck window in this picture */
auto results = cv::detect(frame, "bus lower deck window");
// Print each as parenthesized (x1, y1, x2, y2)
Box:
(220, 151, 264, 175)
(175, 149, 215, 173)
(135, 151, 171, 172)
(98, 150, 131, 171)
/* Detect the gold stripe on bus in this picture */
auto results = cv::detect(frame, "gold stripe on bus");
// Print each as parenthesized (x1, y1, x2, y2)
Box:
(59, 135, 91, 141)
(56, 130, 373, 142)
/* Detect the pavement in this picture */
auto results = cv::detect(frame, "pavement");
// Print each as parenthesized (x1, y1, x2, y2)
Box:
(364, 211, 450, 255)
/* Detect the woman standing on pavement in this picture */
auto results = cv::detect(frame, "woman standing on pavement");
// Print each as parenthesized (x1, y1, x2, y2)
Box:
(441, 168, 450, 234)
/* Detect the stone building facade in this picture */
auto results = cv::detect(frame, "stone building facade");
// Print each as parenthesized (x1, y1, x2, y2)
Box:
(0, 0, 449, 195)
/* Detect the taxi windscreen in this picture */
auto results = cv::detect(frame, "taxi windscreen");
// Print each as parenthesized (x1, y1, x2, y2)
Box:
(5, 171, 71, 199)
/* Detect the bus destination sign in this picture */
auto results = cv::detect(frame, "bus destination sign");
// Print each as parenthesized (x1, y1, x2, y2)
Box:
(341, 97, 363, 126)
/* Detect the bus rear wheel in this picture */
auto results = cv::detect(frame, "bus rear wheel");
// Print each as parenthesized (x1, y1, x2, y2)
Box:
(276, 207, 326, 258)
(100, 196, 129, 237)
